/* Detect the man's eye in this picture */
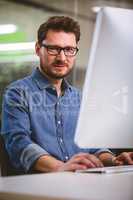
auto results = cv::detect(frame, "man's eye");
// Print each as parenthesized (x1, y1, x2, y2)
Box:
(49, 46, 62, 52)
(48, 47, 57, 50)
(65, 47, 75, 52)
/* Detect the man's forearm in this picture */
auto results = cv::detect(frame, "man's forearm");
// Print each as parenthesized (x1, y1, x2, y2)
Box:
(33, 155, 64, 172)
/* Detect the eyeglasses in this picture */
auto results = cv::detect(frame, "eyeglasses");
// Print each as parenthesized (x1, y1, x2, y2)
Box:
(41, 44, 79, 57)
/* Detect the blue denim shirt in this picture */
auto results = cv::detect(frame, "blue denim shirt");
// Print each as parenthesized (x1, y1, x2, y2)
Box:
(1, 68, 109, 172)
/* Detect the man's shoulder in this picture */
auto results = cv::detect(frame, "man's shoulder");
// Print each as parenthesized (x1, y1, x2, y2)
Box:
(5, 74, 33, 93)
(69, 85, 81, 96)
(66, 85, 82, 105)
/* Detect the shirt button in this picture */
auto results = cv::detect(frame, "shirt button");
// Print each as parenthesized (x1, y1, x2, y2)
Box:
(65, 156, 69, 160)
(58, 121, 61, 124)
(60, 138, 63, 143)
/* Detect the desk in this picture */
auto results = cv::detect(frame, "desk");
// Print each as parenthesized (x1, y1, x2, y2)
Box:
(0, 172, 133, 200)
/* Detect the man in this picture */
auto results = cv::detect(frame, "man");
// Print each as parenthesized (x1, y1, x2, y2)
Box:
(1, 16, 133, 174)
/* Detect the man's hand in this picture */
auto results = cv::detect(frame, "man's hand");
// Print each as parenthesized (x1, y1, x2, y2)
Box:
(114, 152, 133, 165)
(34, 153, 104, 173)
(57, 153, 104, 172)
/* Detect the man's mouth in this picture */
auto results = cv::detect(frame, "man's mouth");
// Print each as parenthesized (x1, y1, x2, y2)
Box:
(53, 64, 67, 68)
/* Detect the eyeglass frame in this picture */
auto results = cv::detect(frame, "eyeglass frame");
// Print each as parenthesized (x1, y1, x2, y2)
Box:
(41, 44, 79, 57)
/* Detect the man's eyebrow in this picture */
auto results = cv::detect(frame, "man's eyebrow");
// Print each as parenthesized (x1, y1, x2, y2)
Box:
(45, 45, 77, 49)
(43, 43, 76, 47)
(46, 45, 61, 48)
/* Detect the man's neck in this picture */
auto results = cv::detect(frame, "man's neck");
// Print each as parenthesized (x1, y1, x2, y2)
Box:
(39, 67, 63, 97)
(50, 79, 62, 97)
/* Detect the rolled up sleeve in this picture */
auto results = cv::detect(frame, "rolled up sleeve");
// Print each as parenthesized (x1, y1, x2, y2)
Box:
(20, 143, 49, 172)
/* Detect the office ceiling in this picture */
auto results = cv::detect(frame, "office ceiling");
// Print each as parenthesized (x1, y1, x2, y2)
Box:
(1, 0, 133, 40)
(0, 0, 133, 64)
(3, 0, 133, 21)
(1, 0, 133, 38)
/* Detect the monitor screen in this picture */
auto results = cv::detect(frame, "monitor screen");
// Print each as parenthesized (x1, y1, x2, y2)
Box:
(75, 7, 133, 148)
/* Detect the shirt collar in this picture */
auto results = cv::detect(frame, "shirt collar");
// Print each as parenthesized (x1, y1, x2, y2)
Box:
(31, 67, 72, 91)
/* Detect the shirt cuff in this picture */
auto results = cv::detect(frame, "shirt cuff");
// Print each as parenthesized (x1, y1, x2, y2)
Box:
(95, 148, 114, 156)
(20, 143, 49, 172)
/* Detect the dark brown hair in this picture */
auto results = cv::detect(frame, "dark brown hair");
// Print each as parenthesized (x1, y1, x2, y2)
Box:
(37, 16, 80, 45)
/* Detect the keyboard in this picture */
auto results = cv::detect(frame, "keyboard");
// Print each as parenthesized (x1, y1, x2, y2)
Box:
(76, 165, 133, 174)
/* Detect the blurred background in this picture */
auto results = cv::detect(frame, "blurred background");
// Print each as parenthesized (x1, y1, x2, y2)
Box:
(0, 0, 133, 128)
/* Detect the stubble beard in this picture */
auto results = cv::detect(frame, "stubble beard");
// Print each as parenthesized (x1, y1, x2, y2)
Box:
(40, 63, 73, 80)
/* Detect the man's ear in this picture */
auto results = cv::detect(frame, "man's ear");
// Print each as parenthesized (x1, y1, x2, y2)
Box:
(35, 42, 41, 56)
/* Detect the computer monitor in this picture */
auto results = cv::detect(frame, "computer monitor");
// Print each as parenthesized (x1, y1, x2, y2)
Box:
(75, 7, 133, 148)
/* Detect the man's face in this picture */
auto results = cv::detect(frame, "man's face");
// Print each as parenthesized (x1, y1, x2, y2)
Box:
(36, 30, 77, 80)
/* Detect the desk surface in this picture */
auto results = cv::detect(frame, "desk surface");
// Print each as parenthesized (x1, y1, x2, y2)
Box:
(0, 172, 133, 200)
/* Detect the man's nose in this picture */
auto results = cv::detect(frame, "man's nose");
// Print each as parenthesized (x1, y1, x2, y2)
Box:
(56, 50, 66, 61)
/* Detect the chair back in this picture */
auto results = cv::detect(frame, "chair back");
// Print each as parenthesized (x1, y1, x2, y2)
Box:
(0, 135, 10, 176)
(0, 135, 24, 176)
